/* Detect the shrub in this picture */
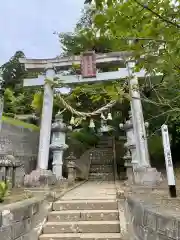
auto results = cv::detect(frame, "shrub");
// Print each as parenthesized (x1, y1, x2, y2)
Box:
(0, 181, 9, 202)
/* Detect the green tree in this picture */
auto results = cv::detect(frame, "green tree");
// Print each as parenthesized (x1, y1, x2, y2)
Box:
(59, 0, 180, 162)
(1, 51, 39, 117)
(1, 51, 25, 89)
(60, 0, 180, 123)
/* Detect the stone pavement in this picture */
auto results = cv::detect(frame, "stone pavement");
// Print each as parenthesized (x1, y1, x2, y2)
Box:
(61, 181, 117, 200)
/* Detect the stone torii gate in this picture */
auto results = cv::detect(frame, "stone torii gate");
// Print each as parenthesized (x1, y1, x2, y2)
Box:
(20, 51, 160, 184)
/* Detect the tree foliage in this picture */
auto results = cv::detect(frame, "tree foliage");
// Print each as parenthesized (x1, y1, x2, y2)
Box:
(60, 0, 180, 120)
(1, 51, 26, 89)
(0, 51, 39, 117)
(59, 0, 180, 161)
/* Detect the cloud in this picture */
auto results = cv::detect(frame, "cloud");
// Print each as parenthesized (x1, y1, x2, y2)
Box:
(0, 0, 84, 64)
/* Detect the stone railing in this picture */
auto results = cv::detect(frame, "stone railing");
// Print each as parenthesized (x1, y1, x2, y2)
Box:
(124, 187, 180, 240)
(0, 197, 50, 240)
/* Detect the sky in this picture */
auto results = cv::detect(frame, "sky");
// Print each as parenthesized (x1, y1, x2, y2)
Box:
(0, 0, 85, 65)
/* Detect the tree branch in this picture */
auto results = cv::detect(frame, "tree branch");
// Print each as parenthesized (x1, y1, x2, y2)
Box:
(132, 0, 180, 29)
(115, 36, 167, 43)
(147, 109, 180, 121)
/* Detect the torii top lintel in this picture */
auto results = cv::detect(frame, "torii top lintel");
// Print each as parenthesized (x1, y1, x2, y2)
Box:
(19, 51, 131, 72)
(20, 51, 161, 87)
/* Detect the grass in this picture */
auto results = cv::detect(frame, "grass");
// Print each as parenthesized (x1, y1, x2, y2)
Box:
(2, 116, 40, 131)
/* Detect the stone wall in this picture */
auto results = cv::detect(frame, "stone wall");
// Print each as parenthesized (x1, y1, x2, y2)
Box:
(125, 190, 180, 240)
(0, 121, 39, 173)
(0, 197, 50, 240)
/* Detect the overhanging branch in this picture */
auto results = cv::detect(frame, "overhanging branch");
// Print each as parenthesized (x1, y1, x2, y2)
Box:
(132, 0, 180, 29)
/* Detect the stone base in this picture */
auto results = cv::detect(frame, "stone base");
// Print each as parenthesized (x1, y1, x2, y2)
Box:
(24, 169, 56, 187)
(133, 167, 162, 186)
(126, 167, 134, 184)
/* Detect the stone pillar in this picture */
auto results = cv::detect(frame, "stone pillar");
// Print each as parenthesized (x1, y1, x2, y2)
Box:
(37, 65, 55, 170)
(13, 164, 25, 187)
(127, 61, 150, 167)
(50, 112, 70, 179)
(123, 146, 133, 184)
(67, 159, 76, 186)
(6, 167, 13, 189)
(0, 166, 6, 181)
(66, 153, 77, 185)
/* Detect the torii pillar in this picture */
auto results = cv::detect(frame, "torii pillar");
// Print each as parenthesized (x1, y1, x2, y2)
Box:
(37, 64, 55, 170)
(127, 62, 162, 185)
(127, 61, 150, 167)
(24, 64, 57, 187)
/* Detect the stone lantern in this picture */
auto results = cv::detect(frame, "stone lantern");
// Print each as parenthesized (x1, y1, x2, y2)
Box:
(50, 112, 71, 179)
(0, 154, 24, 188)
(119, 111, 138, 169)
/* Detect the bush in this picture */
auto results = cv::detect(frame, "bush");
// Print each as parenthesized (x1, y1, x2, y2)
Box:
(148, 135, 165, 168)
(0, 181, 9, 202)
(69, 130, 99, 147)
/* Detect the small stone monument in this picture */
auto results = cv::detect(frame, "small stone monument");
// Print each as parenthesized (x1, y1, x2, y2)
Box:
(66, 152, 77, 185)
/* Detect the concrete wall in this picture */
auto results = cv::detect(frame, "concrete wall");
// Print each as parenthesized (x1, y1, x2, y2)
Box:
(0, 121, 39, 173)
(126, 191, 180, 240)
(0, 197, 50, 240)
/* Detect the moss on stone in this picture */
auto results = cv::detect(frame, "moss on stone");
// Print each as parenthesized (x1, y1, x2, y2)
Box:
(2, 116, 40, 131)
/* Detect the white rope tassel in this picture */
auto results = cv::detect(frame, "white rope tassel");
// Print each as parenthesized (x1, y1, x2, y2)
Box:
(107, 113, 112, 120)
(89, 119, 95, 128)
(70, 116, 75, 125)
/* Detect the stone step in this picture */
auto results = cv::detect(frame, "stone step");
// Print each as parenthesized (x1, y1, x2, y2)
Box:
(90, 165, 113, 173)
(90, 154, 113, 159)
(88, 177, 114, 181)
(53, 200, 118, 211)
(48, 210, 119, 222)
(98, 139, 113, 143)
(91, 160, 113, 165)
(98, 137, 113, 141)
(88, 173, 114, 181)
(40, 233, 122, 240)
(96, 145, 113, 148)
(90, 153, 113, 157)
(43, 221, 120, 234)
(96, 144, 113, 147)
(90, 149, 113, 153)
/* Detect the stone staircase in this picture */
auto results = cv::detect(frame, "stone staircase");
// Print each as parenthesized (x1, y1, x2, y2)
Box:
(89, 137, 115, 181)
(40, 198, 122, 240)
